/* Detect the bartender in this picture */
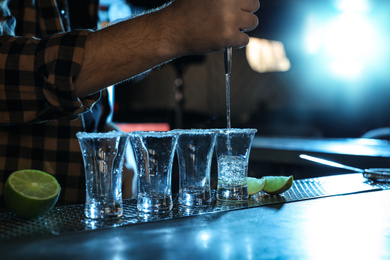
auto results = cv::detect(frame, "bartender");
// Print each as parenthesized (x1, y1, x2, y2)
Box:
(0, 0, 260, 205)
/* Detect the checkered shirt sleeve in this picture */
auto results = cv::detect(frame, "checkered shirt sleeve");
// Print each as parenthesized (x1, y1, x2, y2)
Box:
(0, 0, 107, 206)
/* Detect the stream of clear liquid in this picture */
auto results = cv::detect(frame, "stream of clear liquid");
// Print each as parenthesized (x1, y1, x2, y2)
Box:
(224, 48, 232, 129)
(225, 72, 231, 129)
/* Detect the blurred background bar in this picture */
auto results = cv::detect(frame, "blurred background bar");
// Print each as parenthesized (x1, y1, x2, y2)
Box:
(110, 0, 390, 139)
(99, 0, 390, 178)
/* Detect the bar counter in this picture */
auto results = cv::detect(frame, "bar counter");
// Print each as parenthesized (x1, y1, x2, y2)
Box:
(249, 137, 390, 179)
(1, 173, 390, 259)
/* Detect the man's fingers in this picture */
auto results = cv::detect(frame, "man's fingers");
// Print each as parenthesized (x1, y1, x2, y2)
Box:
(239, 12, 259, 32)
(233, 33, 250, 49)
(241, 0, 260, 13)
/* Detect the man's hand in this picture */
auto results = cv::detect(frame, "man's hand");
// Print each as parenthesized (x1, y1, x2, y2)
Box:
(164, 0, 260, 54)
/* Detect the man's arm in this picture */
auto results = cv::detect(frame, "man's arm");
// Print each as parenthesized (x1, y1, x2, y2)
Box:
(74, 0, 259, 98)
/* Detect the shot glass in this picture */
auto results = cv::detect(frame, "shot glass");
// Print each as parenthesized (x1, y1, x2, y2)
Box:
(76, 131, 129, 219)
(129, 131, 178, 213)
(173, 129, 217, 206)
(215, 128, 257, 201)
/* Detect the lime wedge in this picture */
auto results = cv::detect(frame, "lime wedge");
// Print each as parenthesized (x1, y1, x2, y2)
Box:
(247, 177, 266, 195)
(4, 169, 61, 218)
(263, 175, 293, 195)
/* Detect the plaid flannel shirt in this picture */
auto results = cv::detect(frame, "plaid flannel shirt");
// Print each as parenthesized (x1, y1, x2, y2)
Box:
(0, 0, 112, 205)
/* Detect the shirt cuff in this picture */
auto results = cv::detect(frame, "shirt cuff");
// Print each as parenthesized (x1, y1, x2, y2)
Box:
(36, 29, 100, 120)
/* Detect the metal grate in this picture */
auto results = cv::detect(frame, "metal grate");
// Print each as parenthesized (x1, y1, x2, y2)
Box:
(0, 174, 385, 241)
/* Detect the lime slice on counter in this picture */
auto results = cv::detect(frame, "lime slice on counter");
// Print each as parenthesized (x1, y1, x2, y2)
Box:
(263, 175, 294, 195)
(247, 177, 266, 195)
(4, 169, 61, 218)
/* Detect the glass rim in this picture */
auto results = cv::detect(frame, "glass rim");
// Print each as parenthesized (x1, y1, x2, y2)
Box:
(216, 128, 258, 133)
(128, 130, 179, 137)
(171, 128, 257, 133)
(170, 128, 219, 134)
(76, 131, 128, 138)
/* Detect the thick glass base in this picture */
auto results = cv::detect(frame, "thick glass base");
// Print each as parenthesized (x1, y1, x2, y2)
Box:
(137, 194, 173, 213)
(216, 183, 249, 201)
(85, 202, 123, 219)
(178, 189, 211, 206)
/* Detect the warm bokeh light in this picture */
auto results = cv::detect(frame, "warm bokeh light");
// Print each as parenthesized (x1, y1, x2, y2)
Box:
(246, 38, 291, 73)
(116, 123, 170, 132)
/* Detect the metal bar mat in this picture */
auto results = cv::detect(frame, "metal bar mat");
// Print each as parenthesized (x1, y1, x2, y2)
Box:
(0, 174, 385, 241)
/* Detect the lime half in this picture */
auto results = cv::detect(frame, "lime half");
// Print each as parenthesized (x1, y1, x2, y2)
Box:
(4, 169, 61, 218)
(247, 177, 266, 195)
(263, 175, 294, 195)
